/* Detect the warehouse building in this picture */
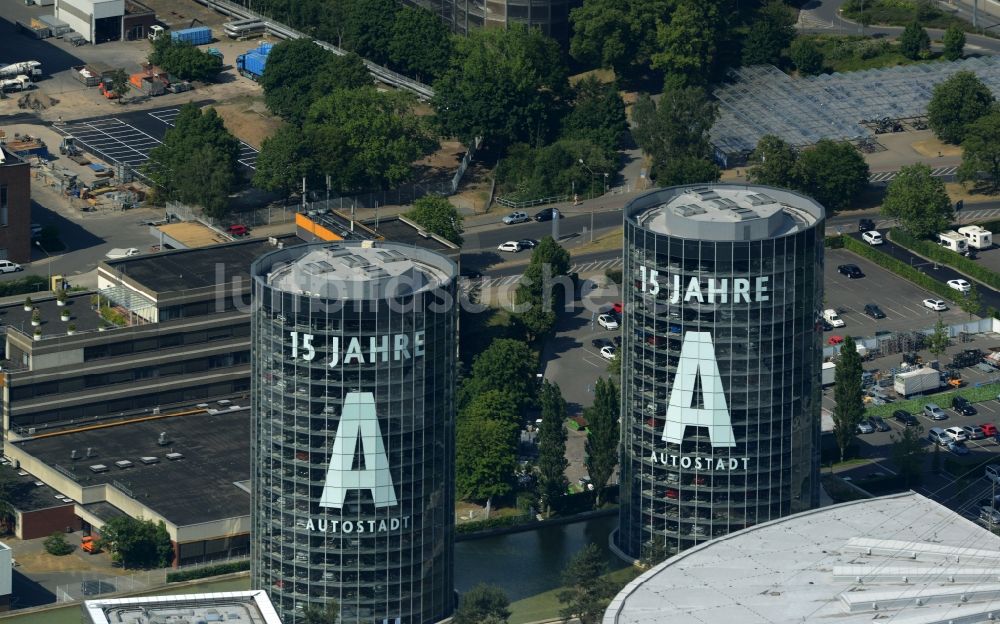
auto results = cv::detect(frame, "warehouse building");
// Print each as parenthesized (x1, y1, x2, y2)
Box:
(605, 492, 1000, 624)
(616, 184, 825, 563)
(251, 241, 458, 624)
(54, 0, 124, 43)
(0, 145, 31, 264)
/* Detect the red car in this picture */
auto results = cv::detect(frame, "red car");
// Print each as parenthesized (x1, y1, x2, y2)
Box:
(228, 224, 249, 237)
(983, 423, 998, 437)
(611, 302, 623, 314)
(664, 489, 679, 500)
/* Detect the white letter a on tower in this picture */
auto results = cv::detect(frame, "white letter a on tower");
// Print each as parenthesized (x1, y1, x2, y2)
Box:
(319, 392, 398, 509)
(662, 331, 736, 448)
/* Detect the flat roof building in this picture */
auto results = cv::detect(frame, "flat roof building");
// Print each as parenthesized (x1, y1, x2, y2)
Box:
(83, 590, 282, 624)
(617, 184, 825, 563)
(605, 492, 1000, 624)
(0, 145, 31, 264)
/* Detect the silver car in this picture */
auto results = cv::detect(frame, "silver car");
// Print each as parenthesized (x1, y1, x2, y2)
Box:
(924, 404, 947, 420)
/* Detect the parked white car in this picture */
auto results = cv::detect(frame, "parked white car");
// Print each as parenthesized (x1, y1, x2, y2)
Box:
(922, 298, 948, 311)
(497, 241, 522, 252)
(0, 260, 22, 273)
(822, 309, 845, 328)
(600, 345, 616, 360)
(862, 230, 883, 245)
(105, 247, 140, 260)
(598, 314, 619, 330)
(948, 279, 971, 293)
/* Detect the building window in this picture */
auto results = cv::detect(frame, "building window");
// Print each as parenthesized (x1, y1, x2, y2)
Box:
(0, 184, 7, 226)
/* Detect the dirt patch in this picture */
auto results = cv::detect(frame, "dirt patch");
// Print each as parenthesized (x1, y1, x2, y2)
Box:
(569, 68, 616, 86)
(945, 181, 999, 204)
(209, 96, 283, 148)
(912, 137, 962, 158)
(17, 92, 59, 111)
(17, 550, 91, 573)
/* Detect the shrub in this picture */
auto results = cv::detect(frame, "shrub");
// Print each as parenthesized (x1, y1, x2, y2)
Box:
(0, 276, 47, 299)
(455, 513, 532, 534)
(890, 228, 1000, 290)
(604, 268, 622, 284)
(43, 531, 74, 556)
(166, 559, 250, 583)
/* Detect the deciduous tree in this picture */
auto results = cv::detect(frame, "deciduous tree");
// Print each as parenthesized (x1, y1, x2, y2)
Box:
(405, 196, 463, 245)
(96, 517, 173, 568)
(537, 381, 569, 515)
(741, 0, 796, 66)
(262, 40, 371, 124)
(928, 316, 950, 360)
(458, 339, 538, 410)
(747, 135, 797, 187)
(561, 76, 627, 154)
(454, 584, 511, 624)
(557, 544, 614, 624)
(959, 285, 983, 320)
(891, 424, 925, 487)
(959, 109, 1000, 192)
(341, 0, 398, 65)
(792, 139, 869, 211)
(632, 88, 719, 184)
(148, 37, 222, 82)
(928, 71, 994, 144)
(569, 0, 670, 77)
(110, 69, 130, 102)
(790, 37, 823, 75)
(651, 0, 722, 86)
(943, 24, 966, 61)
(44, 531, 73, 556)
(899, 21, 930, 60)
(832, 336, 864, 463)
(456, 399, 519, 503)
(253, 125, 312, 198)
(585, 378, 619, 507)
(387, 5, 452, 82)
(881, 163, 952, 238)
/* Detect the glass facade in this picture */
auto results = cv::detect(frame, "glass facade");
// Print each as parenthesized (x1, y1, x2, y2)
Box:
(616, 185, 824, 563)
(250, 243, 457, 624)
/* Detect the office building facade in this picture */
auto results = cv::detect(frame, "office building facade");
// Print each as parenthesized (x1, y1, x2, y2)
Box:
(250, 241, 457, 624)
(616, 184, 825, 563)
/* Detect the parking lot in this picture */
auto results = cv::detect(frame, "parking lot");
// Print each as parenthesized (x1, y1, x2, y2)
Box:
(825, 248, 970, 336)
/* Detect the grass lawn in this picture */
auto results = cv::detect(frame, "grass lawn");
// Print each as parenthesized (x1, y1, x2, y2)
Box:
(841, 0, 972, 31)
(508, 566, 642, 624)
(801, 34, 944, 73)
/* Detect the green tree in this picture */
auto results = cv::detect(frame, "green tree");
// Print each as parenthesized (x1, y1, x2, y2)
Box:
(651, 0, 722, 86)
(303, 600, 339, 624)
(747, 135, 798, 187)
(148, 37, 223, 81)
(927, 71, 995, 144)
(513, 237, 572, 340)
(497, 139, 616, 200)
(145, 103, 239, 218)
(792, 139, 869, 211)
(585, 378, 619, 507)
(943, 24, 966, 61)
(569, 0, 669, 76)
(306, 87, 434, 193)
(632, 87, 719, 184)
(405, 196, 463, 245)
(959, 284, 983, 320)
(557, 543, 614, 624)
(110, 68, 129, 102)
(537, 381, 569, 515)
(959, 109, 1000, 192)
(561, 76, 627, 154)
(387, 5, 452, 82)
(253, 125, 312, 198)
(741, 0, 796, 66)
(456, 400, 519, 503)
(890, 424, 925, 487)
(43, 531, 73, 556)
(454, 584, 511, 624)
(432, 26, 567, 150)
(96, 517, 173, 568)
(832, 335, 864, 463)
(928, 316, 950, 361)
(899, 21, 930, 60)
(881, 163, 952, 238)
(790, 37, 824, 75)
(342, 0, 398, 64)
(459, 338, 538, 410)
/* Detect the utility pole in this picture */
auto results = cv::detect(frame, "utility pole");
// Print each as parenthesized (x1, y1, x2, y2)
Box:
(590, 211, 594, 242)
(552, 208, 559, 240)
(325, 174, 330, 208)
(301, 177, 306, 214)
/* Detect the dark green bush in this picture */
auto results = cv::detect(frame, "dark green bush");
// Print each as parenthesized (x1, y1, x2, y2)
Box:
(454, 513, 532, 534)
(605, 268, 622, 284)
(166, 559, 250, 583)
(824, 235, 845, 249)
(0, 275, 47, 298)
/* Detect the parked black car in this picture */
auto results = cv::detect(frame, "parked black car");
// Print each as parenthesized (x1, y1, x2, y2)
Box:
(870, 416, 891, 432)
(953, 396, 978, 416)
(518, 239, 538, 249)
(893, 410, 919, 426)
(534, 207, 563, 221)
(864, 303, 886, 319)
(859, 218, 875, 232)
(837, 264, 864, 279)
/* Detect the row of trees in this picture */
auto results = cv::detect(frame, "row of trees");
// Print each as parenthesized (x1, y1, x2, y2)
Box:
(148, 37, 223, 82)
(747, 137, 870, 210)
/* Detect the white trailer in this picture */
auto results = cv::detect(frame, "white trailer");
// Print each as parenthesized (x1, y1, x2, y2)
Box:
(822, 361, 836, 386)
(959, 225, 993, 249)
(0, 61, 41, 80)
(938, 230, 969, 253)
(894, 367, 942, 397)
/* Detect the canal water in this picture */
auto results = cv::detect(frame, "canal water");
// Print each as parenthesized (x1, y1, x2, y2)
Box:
(0, 515, 623, 623)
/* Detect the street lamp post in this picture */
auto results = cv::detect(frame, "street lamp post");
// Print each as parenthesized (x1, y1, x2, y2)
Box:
(35, 240, 51, 286)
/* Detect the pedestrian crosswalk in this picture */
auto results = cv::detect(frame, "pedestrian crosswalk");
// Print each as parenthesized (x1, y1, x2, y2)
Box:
(869, 166, 957, 184)
(461, 258, 623, 291)
(796, 11, 836, 29)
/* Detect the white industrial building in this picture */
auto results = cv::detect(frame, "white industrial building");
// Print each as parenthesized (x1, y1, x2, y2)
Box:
(83, 591, 283, 624)
(54, 0, 124, 43)
(605, 492, 1000, 624)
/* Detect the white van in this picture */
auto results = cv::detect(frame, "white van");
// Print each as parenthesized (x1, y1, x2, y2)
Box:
(938, 231, 969, 253)
(822, 309, 845, 328)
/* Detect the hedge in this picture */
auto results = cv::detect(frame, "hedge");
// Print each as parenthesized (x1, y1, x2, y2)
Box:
(455, 513, 532, 534)
(0, 275, 47, 298)
(865, 380, 1000, 418)
(841, 235, 959, 303)
(889, 228, 1000, 290)
(166, 559, 250, 583)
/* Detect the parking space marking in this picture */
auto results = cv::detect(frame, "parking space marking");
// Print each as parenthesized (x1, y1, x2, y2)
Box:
(56, 118, 164, 172)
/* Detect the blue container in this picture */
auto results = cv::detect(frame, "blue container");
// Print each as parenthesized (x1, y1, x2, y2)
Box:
(171, 26, 212, 46)
(256, 42, 274, 56)
(243, 52, 267, 77)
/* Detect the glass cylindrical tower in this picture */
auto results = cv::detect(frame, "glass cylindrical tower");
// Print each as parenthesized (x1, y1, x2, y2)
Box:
(616, 184, 825, 563)
(250, 241, 457, 624)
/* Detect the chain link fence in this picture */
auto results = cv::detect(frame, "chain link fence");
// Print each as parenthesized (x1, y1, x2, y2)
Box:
(56, 569, 165, 603)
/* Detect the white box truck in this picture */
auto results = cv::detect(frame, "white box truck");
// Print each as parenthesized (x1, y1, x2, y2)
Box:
(822, 361, 836, 386)
(959, 225, 993, 249)
(938, 230, 969, 253)
(894, 367, 943, 397)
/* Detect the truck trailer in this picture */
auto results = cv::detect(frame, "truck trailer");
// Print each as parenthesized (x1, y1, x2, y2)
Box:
(894, 367, 943, 397)
(171, 26, 212, 45)
(0, 61, 42, 80)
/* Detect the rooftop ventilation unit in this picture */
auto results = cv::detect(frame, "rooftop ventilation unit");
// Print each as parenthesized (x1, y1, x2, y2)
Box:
(689, 188, 719, 200)
(33, 481, 43, 487)
(139, 456, 159, 465)
(70, 449, 79, 460)
(157, 432, 169, 446)
(673, 204, 707, 217)
(747, 193, 777, 206)
(165, 452, 184, 461)
(89, 464, 109, 473)
(114, 460, 134, 469)
(86, 447, 95, 457)
(728, 206, 759, 221)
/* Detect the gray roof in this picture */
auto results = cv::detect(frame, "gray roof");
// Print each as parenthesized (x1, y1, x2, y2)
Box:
(84, 590, 283, 624)
(604, 492, 1000, 624)
(626, 184, 824, 241)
